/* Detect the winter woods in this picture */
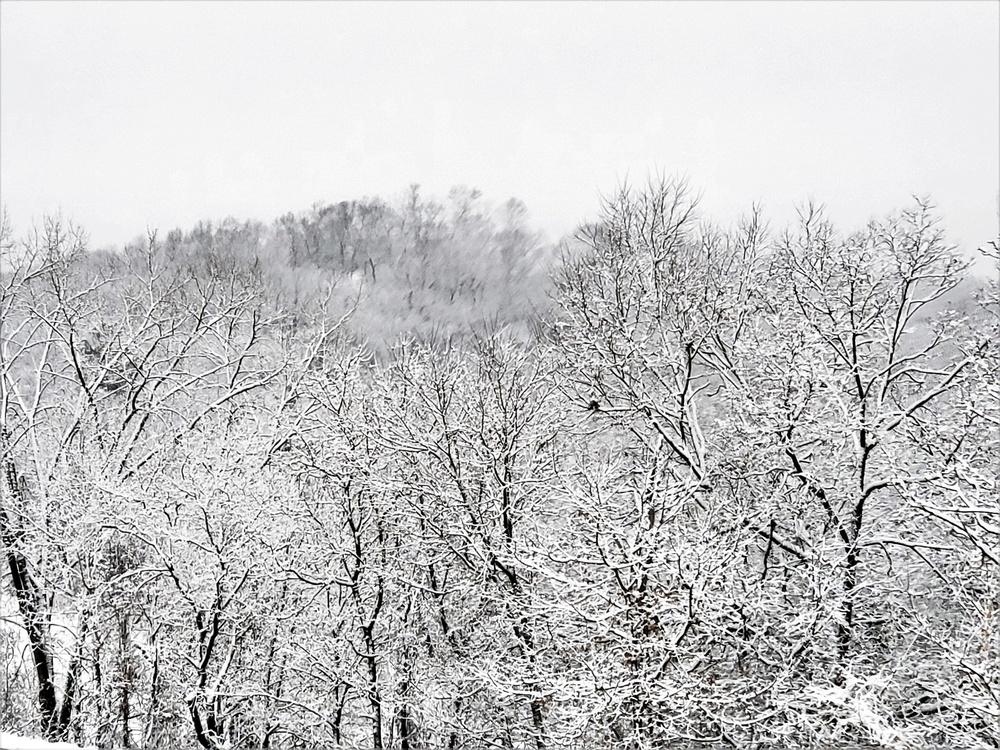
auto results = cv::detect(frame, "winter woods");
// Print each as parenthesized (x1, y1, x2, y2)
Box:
(2, 182, 997, 749)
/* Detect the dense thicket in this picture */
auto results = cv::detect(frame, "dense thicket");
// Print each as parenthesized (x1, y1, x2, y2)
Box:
(1, 181, 997, 749)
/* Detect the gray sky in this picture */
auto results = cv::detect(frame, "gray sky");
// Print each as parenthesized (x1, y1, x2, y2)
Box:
(1, 1, 998, 255)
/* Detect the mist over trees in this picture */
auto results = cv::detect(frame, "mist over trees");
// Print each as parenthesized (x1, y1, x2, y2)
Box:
(1, 180, 997, 750)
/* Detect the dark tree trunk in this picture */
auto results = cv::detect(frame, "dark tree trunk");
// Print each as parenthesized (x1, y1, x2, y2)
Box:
(1, 428, 76, 740)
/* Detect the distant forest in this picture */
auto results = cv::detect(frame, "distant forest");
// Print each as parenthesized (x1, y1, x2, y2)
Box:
(105, 185, 556, 351)
(1, 180, 998, 750)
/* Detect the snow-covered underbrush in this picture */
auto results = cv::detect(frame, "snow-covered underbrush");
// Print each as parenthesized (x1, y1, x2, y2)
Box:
(0, 733, 96, 750)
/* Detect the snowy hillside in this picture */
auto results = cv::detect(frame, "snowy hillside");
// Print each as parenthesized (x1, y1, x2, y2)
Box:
(0, 733, 95, 750)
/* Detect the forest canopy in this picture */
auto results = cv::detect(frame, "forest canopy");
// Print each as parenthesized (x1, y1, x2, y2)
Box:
(1, 180, 998, 750)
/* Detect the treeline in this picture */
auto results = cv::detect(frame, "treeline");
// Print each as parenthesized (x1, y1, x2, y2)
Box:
(0, 181, 997, 749)
(135, 185, 555, 351)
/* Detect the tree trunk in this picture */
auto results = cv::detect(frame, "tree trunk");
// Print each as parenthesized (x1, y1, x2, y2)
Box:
(1, 428, 71, 740)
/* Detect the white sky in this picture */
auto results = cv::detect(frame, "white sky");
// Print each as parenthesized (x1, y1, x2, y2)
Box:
(1, 1, 998, 255)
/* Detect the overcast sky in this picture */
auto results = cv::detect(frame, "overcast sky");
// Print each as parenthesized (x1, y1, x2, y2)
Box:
(1, 1, 997, 256)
